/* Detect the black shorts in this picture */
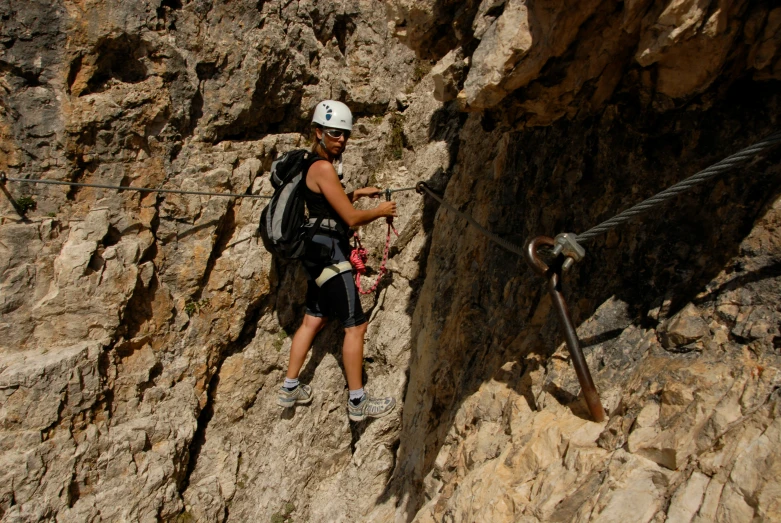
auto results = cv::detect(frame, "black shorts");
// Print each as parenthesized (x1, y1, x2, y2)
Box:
(303, 234, 367, 328)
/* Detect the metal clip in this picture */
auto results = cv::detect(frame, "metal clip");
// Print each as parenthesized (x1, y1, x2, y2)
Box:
(384, 188, 391, 201)
(552, 233, 586, 271)
(0, 171, 6, 185)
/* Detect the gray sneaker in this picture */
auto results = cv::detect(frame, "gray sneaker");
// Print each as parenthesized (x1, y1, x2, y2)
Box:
(347, 394, 396, 421)
(277, 383, 313, 408)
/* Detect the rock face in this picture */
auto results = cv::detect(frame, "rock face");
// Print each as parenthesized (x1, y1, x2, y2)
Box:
(1, 0, 780, 522)
(393, 0, 781, 120)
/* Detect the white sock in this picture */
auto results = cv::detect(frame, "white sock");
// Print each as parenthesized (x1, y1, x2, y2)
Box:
(283, 378, 299, 390)
(349, 388, 365, 403)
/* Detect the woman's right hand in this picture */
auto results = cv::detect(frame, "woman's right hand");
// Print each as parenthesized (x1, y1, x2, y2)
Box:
(376, 201, 397, 218)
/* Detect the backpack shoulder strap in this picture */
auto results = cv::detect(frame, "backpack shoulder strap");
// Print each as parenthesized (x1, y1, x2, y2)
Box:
(305, 216, 325, 241)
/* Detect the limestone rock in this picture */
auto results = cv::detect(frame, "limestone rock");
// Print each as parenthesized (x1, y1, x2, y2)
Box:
(387, 0, 781, 120)
(2, 0, 781, 522)
(431, 49, 468, 103)
(659, 303, 711, 350)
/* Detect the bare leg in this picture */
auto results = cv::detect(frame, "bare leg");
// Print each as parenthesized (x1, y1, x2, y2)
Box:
(286, 314, 327, 379)
(342, 322, 368, 390)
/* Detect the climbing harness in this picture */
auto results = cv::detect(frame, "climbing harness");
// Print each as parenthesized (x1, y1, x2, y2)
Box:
(350, 189, 399, 295)
(315, 261, 353, 287)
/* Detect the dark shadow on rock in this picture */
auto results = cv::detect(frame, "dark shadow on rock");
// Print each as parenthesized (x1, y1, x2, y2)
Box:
(0, 182, 34, 222)
(160, 219, 220, 244)
(296, 322, 341, 387)
(362, 270, 394, 320)
(225, 234, 253, 249)
(397, 0, 482, 62)
(80, 34, 149, 95)
(580, 329, 625, 349)
(398, 99, 466, 319)
(692, 259, 781, 306)
(543, 381, 594, 422)
(376, 76, 781, 518)
(349, 414, 384, 454)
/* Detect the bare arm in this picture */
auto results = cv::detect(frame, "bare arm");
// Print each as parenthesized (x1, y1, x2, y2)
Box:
(346, 187, 382, 203)
(309, 162, 396, 227)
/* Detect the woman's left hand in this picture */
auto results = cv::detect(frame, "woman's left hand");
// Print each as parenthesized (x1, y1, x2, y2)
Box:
(360, 187, 382, 199)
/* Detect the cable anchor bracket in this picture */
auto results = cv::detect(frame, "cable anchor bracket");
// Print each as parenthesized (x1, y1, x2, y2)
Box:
(552, 232, 586, 271)
(524, 236, 606, 422)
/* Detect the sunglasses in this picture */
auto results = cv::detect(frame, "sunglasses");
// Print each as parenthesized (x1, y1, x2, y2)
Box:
(324, 128, 351, 139)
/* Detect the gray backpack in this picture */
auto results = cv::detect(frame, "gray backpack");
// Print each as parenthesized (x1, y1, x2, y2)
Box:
(259, 150, 323, 259)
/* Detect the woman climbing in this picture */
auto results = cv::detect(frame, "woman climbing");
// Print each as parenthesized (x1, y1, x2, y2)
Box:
(277, 100, 398, 421)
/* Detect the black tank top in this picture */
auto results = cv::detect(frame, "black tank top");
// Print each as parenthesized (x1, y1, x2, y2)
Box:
(304, 159, 349, 236)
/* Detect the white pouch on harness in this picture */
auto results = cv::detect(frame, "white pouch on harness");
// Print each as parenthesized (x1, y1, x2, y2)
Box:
(315, 261, 353, 287)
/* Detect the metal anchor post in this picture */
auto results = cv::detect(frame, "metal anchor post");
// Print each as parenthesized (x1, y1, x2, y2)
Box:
(525, 236, 606, 422)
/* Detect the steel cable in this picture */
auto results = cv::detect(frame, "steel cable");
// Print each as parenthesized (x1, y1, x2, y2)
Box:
(2, 175, 417, 199)
(388, 186, 418, 194)
(3, 131, 778, 252)
(417, 183, 525, 256)
(576, 131, 781, 242)
(0, 175, 272, 199)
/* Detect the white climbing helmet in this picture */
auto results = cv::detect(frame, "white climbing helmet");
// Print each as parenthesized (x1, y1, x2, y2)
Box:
(311, 100, 353, 131)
